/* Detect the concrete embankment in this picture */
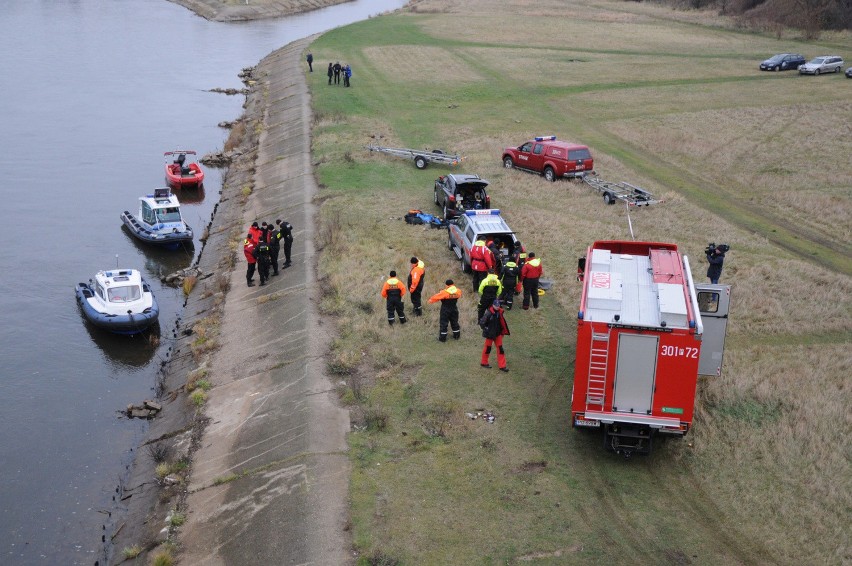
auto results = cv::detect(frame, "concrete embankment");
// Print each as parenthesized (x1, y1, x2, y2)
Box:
(177, 39, 351, 564)
(108, 38, 351, 565)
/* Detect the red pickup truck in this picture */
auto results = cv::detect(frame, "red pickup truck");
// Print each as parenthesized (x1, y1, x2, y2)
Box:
(502, 136, 594, 181)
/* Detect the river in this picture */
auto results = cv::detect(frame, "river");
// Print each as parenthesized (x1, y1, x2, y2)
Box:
(0, 1, 406, 563)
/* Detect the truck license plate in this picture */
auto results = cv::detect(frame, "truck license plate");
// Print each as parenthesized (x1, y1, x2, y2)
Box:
(575, 418, 600, 428)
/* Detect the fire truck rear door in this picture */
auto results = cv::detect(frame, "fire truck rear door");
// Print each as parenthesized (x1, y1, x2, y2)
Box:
(612, 334, 659, 413)
(696, 284, 731, 376)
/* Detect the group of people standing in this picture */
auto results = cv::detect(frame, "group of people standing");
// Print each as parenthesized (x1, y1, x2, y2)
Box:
(326, 61, 352, 87)
(243, 219, 294, 287)
(469, 239, 543, 310)
(305, 52, 353, 86)
(381, 249, 545, 373)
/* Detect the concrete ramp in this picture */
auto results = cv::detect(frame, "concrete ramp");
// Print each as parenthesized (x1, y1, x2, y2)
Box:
(179, 38, 351, 565)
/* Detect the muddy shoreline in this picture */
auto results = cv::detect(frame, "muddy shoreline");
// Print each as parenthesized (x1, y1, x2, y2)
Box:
(105, 70, 261, 563)
(168, 0, 353, 22)
(104, 1, 384, 562)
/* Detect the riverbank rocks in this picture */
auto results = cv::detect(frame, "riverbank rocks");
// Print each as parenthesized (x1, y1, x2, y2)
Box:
(201, 150, 240, 167)
(126, 400, 162, 419)
(163, 266, 203, 286)
(209, 87, 249, 95)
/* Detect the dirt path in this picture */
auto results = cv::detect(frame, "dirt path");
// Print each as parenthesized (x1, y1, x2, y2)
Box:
(177, 38, 352, 565)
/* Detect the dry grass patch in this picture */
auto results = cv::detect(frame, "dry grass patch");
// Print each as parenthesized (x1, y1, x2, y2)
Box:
(607, 101, 852, 245)
(420, 12, 770, 54)
(691, 343, 851, 564)
(466, 47, 759, 87)
(363, 45, 485, 84)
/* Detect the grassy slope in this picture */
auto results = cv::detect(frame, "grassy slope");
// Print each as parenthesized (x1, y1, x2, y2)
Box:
(307, 1, 851, 564)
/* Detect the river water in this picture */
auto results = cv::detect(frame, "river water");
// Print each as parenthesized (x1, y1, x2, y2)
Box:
(0, 1, 406, 563)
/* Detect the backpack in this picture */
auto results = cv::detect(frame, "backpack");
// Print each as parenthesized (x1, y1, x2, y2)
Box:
(479, 309, 501, 339)
(404, 210, 424, 224)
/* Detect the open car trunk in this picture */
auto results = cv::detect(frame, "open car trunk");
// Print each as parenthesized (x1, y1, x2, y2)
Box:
(453, 181, 489, 213)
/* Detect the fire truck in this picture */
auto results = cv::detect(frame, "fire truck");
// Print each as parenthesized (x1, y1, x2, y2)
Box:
(572, 241, 730, 457)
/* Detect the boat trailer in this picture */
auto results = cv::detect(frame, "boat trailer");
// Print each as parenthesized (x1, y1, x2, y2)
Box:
(366, 144, 464, 169)
(582, 175, 661, 207)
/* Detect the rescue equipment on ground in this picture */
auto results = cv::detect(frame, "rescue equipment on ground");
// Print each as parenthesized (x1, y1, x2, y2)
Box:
(404, 209, 448, 228)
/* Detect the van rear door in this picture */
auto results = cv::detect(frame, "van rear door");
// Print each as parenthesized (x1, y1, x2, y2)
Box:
(696, 284, 731, 376)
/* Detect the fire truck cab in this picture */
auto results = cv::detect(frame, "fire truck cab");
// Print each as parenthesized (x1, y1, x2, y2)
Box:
(572, 241, 730, 457)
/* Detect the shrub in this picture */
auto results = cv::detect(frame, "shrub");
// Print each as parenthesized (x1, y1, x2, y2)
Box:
(121, 545, 141, 559)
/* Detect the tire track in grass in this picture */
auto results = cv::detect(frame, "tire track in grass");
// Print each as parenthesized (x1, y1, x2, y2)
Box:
(640, 458, 779, 565)
(576, 128, 852, 276)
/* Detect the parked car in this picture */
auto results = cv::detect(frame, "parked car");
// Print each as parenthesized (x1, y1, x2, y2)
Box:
(434, 173, 490, 220)
(447, 209, 521, 275)
(502, 136, 594, 182)
(759, 53, 806, 71)
(846, 67, 852, 78)
(798, 56, 844, 75)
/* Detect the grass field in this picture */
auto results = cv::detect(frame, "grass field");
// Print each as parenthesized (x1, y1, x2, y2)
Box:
(307, 1, 851, 563)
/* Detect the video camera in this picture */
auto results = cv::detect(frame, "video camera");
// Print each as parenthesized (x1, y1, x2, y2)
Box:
(705, 242, 730, 255)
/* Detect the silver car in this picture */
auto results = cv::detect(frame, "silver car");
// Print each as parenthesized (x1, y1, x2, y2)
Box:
(798, 55, 844, 75)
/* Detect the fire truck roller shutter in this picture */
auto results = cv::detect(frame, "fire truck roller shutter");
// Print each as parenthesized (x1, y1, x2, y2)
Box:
(612, 334, 659, 414)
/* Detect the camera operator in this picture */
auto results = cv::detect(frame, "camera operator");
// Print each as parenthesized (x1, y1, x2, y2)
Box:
(705, 244, 728, 284)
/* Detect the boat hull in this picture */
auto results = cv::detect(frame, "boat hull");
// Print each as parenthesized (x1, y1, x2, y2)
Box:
(165, 163, 204, 187)
(75, 283, 159, 335)
(121, 211, 193, 249)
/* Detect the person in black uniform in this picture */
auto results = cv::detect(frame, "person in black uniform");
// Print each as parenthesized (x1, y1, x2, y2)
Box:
(306, 52, 313, 72)
(499, 260, 520, 310)
(256, 238, 272, 286)
(267, 221, 280, 276)
(333, 61, 341, 85)
(277, 219, 293, 268)
(327, 62, 333, 85)
(428, 279, 462, 341)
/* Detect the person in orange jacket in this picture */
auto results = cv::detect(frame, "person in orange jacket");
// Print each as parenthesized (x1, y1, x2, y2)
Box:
(479, 299, 510, 371)
(243, 234, 258, 287)
(428, 279, 462, 342)
(520, 252, 543, 310)
(381, 270, 407, 325)
(469, 239, 492, 291)
(248, 221, 262, 244)
(408, 257, 426, 316)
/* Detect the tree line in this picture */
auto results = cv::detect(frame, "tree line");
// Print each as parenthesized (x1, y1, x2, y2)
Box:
(646, 0, 851, 39)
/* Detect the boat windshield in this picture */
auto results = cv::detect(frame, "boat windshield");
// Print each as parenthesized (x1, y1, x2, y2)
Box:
(108, 285, 142, 303)
(155, 207, 182, 223)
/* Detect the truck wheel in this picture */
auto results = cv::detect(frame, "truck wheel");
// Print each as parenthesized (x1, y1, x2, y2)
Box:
(415, 156, 428, 169)
(462, 256, 471, 273)
(448, 235, 454, 251)
(503, 156, 514, 169)
(443, 203, 449, 220)
(603, 192, 616, 205)
(434, 188, 439, 206)
(544, 167, 556, 182)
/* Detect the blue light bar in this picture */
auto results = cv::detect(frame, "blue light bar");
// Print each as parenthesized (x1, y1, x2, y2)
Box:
(464, 209, 501, 216)
(534, 136, 556, 141)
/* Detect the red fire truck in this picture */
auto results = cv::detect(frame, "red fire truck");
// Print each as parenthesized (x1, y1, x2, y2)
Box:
(572, 241, 730, 457)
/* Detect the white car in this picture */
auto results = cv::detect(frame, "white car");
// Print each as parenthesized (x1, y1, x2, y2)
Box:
(799, 55, 844, 75)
